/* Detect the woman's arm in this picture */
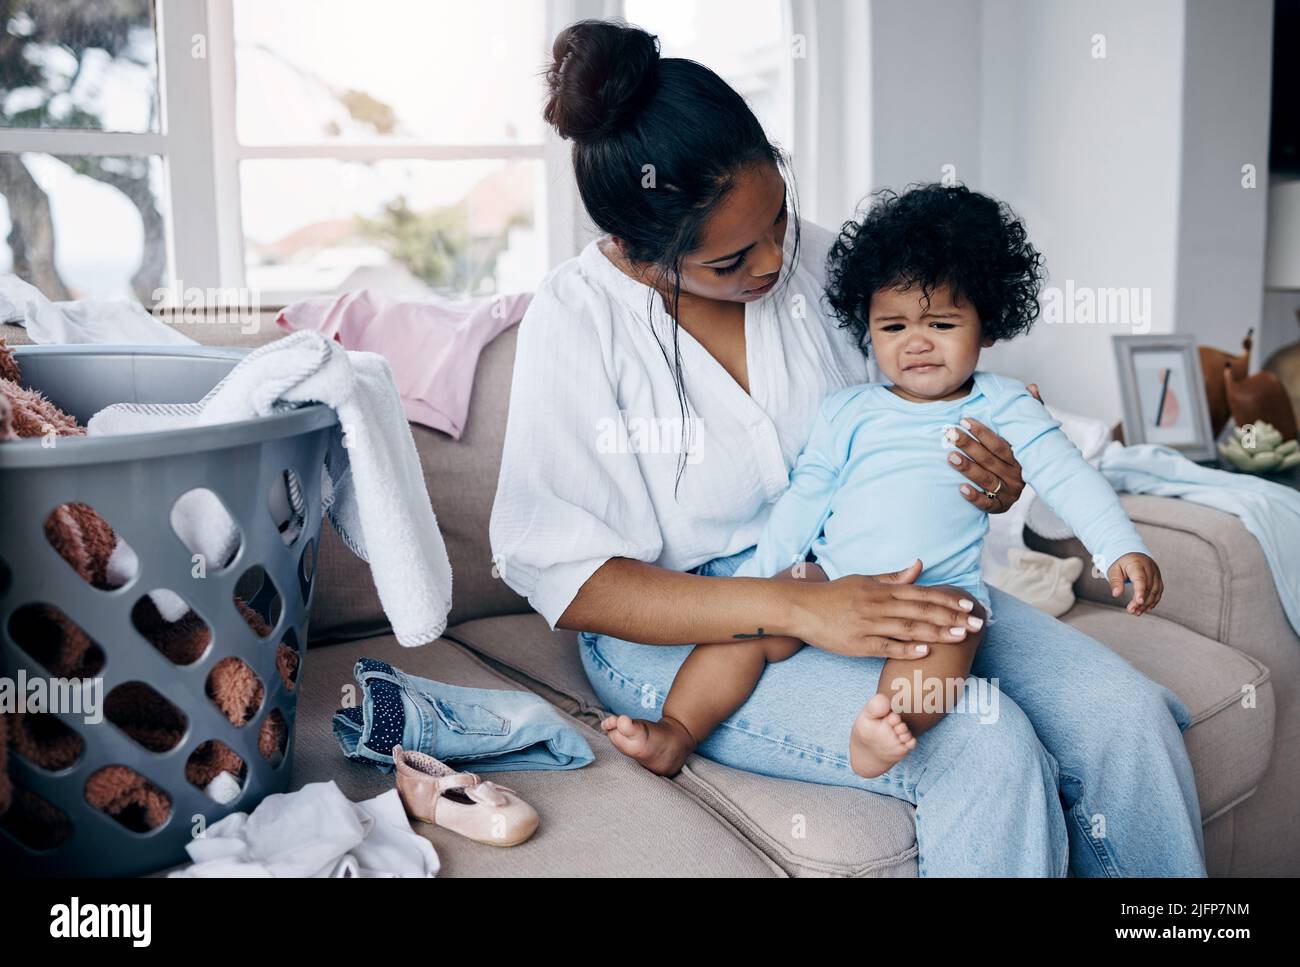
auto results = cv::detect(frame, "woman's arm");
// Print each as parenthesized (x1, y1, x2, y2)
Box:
(558, 557, 980, 659)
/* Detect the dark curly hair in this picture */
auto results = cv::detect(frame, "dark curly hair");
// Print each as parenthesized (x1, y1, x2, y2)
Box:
(824, 183, 1045, 357)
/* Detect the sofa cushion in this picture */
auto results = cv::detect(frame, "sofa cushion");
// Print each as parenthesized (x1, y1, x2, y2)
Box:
(296, 320, 533, 635)
(673, 756, 919, 876)
(444, 613, 604, 724)
(1059, 600, 1274, 820)
(290, 631, 779, 876)
(1027, 494, 1266, 644)
(307, 523, 389, 645)
(444, 600, 1273, 875)
(443, 611, 919, 876)
(411, 326, 533, 627)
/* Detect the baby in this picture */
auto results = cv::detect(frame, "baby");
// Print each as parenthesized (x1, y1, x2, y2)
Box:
(601, 183, 1163, 779)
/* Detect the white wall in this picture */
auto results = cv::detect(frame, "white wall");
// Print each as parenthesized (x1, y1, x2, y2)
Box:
(977, 0, 1187, 422)
(858, 0, 1275, 424)
(1174, 0, 1273, 359)
(868, 0, 983, 194)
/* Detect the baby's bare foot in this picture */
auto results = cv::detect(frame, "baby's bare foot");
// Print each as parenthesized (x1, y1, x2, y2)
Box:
(849, 693, 917, 778)
(599, 713, 697, 776)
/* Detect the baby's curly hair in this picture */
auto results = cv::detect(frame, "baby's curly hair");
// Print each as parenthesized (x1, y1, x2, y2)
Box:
(824, 183, 1046, 356)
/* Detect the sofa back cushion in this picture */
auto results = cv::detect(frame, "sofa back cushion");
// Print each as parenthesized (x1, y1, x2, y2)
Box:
(414, 325, 531, 626)
(309, 324, 532, 640)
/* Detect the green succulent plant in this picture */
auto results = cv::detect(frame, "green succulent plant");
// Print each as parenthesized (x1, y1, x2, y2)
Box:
(1218, 421, 1300, 473)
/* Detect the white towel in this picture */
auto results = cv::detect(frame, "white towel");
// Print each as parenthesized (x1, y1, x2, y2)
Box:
(0, 273, 196, 345)
(88, 331, 453, 646)
(168, 781, 439, 878)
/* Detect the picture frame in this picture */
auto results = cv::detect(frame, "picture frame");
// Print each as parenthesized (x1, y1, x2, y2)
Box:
(1112, 334, 1217, 462)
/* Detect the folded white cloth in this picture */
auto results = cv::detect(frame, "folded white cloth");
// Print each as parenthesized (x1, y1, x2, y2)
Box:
(88, 331, 453, 645)
(987, 547, 1084, 617)
(0, 273, 196, 345)
(168, 781, 439, 878)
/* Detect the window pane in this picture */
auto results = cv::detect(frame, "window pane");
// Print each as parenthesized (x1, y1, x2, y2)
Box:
(241, 158, 543, 299)
(624, 0, 793, 153)
(0, 152, 168, 302)
(0, 0, 159, 133)
(233, 0, 546, 145)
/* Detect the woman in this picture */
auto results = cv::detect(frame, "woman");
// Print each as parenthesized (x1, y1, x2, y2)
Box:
(489, 19, 1205, 876)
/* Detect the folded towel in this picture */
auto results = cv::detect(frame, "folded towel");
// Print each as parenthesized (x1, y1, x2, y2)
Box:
(1, 273, 196, 345)
(87, 331, 453, 645)
(168, 781, 439, 878)
(277, 288, 530, 439)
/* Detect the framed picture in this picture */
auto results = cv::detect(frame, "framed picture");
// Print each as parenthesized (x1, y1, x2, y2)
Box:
(1112, 334, 1217, 462)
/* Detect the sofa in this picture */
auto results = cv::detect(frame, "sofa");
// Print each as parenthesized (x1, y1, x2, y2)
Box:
(3, 314, 1296, 877)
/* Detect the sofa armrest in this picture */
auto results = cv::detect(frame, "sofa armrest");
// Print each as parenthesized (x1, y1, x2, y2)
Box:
(1025, 494, 1299, 666)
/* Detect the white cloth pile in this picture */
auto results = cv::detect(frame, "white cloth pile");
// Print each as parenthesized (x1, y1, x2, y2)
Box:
(168, 781, 439, 878)
(0, 273, 196, 345)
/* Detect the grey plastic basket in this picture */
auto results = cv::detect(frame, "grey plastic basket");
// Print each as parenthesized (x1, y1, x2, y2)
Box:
(0, 344, 337, 876)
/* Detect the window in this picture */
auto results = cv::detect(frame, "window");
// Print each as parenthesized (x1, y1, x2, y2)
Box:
(1, 0, 802, 307)
(227, 0, 549, 302)
(621, 0, 794, 158)
(0, 0, 167, 301)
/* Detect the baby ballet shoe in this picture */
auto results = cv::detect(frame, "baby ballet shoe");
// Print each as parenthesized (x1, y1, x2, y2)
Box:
(393, 745, 539, 847)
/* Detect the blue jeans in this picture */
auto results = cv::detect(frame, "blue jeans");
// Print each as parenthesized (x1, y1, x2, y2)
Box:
(578, 545, 1206, 877)
(333, 658, 594, 773)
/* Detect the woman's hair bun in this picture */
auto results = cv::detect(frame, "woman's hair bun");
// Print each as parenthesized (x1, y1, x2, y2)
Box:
(543, 20, 660, 143)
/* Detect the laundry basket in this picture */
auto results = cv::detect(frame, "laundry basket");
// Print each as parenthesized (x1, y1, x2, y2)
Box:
(0, 344, 337, 876)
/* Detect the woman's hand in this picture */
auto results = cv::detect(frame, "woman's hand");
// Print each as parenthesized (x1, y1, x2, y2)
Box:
(947, 382, 1043, 515)
(790, 560, 984, 659)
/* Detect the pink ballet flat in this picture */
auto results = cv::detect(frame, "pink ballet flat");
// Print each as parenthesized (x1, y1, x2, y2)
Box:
(392, 746, 539, 847)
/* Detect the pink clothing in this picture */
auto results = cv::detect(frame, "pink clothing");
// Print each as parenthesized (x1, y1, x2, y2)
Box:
(277, 289, 530, 439)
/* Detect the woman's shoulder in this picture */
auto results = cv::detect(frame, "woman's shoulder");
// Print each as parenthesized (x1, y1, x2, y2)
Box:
(521, 240, 623, 338)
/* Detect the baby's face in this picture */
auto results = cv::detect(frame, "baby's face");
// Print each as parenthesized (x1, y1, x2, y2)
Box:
(868, 282, 992, 402)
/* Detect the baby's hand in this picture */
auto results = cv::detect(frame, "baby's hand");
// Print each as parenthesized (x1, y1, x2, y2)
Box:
(1107, 553, 1163, 616)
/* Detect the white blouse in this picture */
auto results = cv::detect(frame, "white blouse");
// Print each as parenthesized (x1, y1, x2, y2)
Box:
(489, 219, 876, 630)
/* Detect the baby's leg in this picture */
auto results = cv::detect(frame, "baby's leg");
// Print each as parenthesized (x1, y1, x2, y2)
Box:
(603, 633, 803, 776)
(602, 560, 824, 776)
(850, 588, 986, 778)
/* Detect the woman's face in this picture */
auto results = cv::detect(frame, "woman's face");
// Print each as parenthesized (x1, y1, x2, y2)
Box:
(676, 163, 790, 304)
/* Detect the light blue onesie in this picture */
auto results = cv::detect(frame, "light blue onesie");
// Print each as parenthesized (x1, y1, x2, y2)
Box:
(732, 371, 1149, 613)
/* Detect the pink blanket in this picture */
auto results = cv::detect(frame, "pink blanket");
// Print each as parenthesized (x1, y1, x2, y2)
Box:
(277, 289, 530, 439)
